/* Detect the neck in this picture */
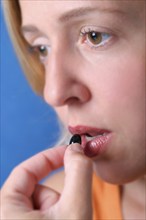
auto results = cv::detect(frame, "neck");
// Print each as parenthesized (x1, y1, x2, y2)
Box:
(121, 176, 146, 220)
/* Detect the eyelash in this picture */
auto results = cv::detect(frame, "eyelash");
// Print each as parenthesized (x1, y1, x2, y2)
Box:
(28, 45, 50, 63)
(28, 27, 112, 62)
(80, 27, 112, 50)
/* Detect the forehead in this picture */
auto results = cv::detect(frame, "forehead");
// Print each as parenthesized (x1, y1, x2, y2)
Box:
(19, 0, 142, 23)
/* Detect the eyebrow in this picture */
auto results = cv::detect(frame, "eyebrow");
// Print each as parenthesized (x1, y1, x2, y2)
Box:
(59, 6, 125, 22)
(21, 6, 125, 35)
(21, 25, 40, 35)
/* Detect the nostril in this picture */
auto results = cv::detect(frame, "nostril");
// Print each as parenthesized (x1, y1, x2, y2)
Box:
(43, 72, 91, 107)
(65, 97, 81, 105)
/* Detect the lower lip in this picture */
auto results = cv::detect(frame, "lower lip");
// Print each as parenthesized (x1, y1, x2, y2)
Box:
(81, 133, 112, 158)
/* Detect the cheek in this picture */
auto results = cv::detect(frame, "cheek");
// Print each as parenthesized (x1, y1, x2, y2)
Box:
(105, 65, 144, 108)
(106, 57, 145, 111)
(101, 55, 145, 141)
(85, 52, 145, 133)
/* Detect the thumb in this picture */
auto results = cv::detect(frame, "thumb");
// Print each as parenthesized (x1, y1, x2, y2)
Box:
(61, 143, 93, 218)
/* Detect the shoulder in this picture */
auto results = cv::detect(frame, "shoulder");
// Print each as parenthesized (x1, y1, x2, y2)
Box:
(43, 170, 65, 193)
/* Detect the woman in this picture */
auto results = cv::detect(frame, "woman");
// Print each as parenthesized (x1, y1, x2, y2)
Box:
(1, 0, 145, 219)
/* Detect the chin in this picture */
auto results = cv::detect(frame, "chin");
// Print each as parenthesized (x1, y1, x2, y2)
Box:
(93, 162, 145, 185)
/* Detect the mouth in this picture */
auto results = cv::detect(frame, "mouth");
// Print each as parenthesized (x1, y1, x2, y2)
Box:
(68, 125, 112, 157)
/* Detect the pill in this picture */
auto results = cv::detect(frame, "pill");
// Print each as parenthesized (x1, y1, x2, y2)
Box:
(69, 134, 81, 145)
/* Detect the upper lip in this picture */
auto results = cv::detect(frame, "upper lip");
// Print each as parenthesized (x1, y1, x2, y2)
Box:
(68, 125, 110, 137)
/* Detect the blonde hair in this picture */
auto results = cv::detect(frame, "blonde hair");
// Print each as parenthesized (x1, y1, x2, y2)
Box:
(2, 0, 45, 95)
(2, 0, 71, 145)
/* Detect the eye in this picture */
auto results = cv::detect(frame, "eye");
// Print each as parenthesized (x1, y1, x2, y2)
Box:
(28, 45, 50, 63)
(80, 27, 112, 49)
(88, 32, 103, 45)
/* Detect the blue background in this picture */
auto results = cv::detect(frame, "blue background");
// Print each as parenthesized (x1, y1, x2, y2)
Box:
(0, 5, 60, 187)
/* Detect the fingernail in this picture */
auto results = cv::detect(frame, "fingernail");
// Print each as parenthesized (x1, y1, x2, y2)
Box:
(69, 134, 81, 145)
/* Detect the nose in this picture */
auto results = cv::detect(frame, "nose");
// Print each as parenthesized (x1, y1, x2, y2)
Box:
(44, 48, 91, 107)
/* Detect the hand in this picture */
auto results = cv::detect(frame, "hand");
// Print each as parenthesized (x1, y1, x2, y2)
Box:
(1, 144, 93, 219)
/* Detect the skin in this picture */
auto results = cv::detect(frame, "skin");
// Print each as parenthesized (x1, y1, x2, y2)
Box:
(1, 0, 145, 219)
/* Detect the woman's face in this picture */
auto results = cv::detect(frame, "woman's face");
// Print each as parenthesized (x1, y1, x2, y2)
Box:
(20, 0, 145, 184)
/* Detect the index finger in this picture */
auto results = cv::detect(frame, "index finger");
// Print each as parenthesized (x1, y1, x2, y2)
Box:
(2, 146, 66, 197)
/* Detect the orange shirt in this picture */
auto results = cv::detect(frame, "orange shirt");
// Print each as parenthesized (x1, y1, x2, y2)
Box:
(92, 173, 123, 220)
